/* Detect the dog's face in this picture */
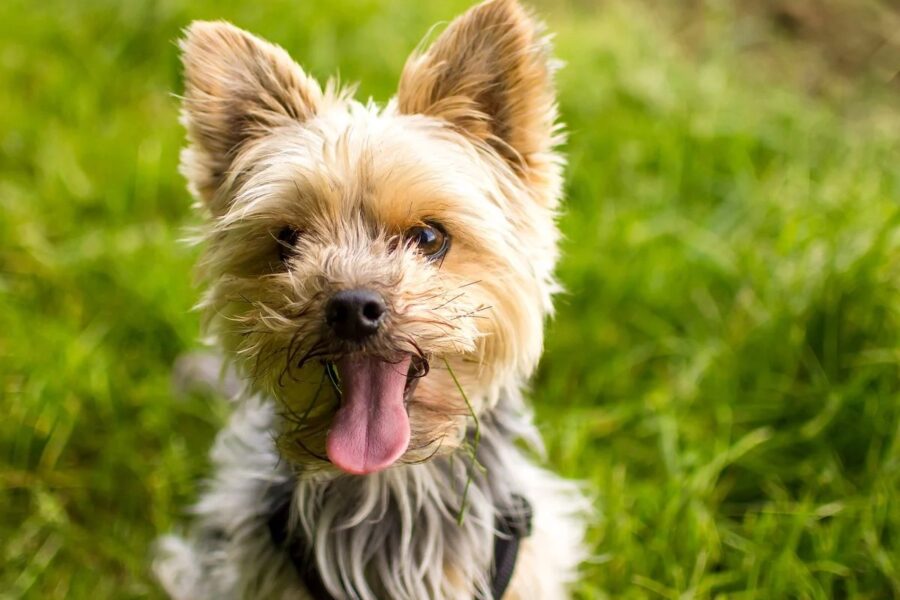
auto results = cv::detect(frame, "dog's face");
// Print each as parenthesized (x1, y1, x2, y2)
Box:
(179, 0, 563, 474)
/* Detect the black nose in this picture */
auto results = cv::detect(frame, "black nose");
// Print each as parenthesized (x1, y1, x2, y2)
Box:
(325, 289, 387, 341)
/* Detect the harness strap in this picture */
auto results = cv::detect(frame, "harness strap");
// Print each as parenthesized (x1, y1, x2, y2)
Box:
(268, 493, 533, 600)
(483, 494, 532, 600)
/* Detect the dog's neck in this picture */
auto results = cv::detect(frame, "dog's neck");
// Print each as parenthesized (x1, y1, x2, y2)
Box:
(274, 390, 540, 599)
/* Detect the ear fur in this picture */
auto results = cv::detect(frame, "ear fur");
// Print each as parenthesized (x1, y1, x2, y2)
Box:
(179, 21, 323, 211)
(396, 0, 561, 182)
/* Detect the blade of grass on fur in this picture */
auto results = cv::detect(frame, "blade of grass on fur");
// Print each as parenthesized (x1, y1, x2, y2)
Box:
(325, 361, 342, 398)
(300, 368, 328, 420)
(443, 357, 481, 525)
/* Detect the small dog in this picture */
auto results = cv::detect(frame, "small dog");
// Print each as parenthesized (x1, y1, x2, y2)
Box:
(154, 0, 589, 598)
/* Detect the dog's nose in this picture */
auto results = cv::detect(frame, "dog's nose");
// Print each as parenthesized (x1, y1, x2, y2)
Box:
(326, 289, 387, 341)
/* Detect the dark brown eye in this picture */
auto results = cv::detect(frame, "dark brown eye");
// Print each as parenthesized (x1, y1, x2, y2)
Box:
(277, 226, 300, 262)
(404, 222, 449, 260)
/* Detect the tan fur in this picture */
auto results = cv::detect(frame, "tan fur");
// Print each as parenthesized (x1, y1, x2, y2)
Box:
(170, 0, 584, 597)
(180, 21, 325, 213)
(397, 0, 564, 204)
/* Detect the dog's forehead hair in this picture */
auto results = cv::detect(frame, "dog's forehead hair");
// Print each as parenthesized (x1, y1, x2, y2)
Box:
(228, 109, 518, 237)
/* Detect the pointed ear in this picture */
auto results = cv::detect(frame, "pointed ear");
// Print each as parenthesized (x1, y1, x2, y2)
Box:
(179, 21, 322, 212)
(396, 0, 561, 182)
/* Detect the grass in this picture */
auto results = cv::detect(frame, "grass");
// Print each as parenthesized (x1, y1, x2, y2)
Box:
(1, 0, 898, 597)
(443, 357, 483, 526)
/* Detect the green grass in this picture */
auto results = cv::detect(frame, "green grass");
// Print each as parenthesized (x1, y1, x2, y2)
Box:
(1, 0, 898, 598)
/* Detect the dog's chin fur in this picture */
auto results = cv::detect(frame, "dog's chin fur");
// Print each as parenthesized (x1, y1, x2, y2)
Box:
(155, 0, 590, 598)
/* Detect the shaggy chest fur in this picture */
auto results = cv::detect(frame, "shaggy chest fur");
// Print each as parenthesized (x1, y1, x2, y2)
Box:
(154, 393, 588, 600)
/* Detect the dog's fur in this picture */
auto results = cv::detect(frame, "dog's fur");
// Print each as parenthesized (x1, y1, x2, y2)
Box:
(153, 1, 590, 598)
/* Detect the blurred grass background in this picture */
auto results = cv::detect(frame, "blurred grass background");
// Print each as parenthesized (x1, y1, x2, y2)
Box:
(1, 0, 898, 597)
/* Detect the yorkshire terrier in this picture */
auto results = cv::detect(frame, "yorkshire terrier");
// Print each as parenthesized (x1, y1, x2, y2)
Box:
(154, 0, 589, 598)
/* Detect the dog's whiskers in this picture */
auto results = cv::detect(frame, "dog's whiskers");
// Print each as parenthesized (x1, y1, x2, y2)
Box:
(418, 279, 482, 303)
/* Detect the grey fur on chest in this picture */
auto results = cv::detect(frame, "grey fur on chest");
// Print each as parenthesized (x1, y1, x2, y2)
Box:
(154, 393, 587, 600)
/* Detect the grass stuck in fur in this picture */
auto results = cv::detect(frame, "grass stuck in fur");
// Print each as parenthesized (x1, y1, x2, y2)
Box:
(1, 0, 898, 598)
(443, 357, 483, 526)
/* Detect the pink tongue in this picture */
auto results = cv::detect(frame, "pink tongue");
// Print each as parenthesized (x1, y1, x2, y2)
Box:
(326, 354, 412, 475)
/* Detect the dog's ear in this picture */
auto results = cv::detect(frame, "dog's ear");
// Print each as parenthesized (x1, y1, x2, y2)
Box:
(396, 0, 560, 186)
(179, 21, 322, 213)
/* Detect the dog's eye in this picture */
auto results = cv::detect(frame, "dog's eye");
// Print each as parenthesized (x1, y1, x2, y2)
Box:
(277, 226, 300, 262)
(404, 222, 449, 260)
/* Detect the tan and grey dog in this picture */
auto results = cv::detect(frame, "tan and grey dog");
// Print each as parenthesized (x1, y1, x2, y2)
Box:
(154, 0, 589, 598)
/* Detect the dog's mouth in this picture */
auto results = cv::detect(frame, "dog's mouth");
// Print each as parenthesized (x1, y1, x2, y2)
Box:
(325, 353, 427, 475)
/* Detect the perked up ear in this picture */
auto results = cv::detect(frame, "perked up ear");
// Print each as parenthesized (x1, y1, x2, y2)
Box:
(396, 0, 561, 184)
(179, 21, 322, 212)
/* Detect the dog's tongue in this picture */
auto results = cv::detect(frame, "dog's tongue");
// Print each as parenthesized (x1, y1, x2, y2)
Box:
(326, 354, 411, 475)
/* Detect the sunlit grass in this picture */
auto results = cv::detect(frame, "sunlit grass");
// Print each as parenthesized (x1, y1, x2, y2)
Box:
(1, 0, 898, 598)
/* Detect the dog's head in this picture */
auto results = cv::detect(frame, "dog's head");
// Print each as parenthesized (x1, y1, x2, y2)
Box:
(179, 0, 563, 474)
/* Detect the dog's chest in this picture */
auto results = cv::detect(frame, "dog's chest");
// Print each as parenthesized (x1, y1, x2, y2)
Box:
(266, 477, 532, 600)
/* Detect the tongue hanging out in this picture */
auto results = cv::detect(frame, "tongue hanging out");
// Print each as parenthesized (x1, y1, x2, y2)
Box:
(325, 354, 412, 475)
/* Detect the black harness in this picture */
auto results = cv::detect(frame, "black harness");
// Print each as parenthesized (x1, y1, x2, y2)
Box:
(267, 491, 533, 600)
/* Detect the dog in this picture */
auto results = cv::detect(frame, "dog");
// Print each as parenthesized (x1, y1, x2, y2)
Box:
(153, 0, 590, 598)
